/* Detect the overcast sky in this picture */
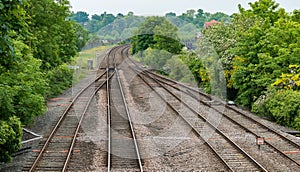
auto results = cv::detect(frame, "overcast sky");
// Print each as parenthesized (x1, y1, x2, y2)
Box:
(68, 0, 300, 16)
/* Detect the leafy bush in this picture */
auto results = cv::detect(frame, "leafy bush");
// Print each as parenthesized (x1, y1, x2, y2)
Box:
(0, 116, 22, 163)
(0, 0, 84, 162)
(0, 40, 48, 125)
(253, 89, 300, 130)
(140, 48, 173, 70)
(46, 64, 74, 98)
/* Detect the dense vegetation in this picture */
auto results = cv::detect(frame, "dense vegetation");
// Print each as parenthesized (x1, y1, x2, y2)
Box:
(194, 0, 300, 130)
(70, 9, 231, 47)
(0, 0, 87, 162)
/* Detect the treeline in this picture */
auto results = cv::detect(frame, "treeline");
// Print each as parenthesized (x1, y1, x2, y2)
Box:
(0, 0, 88, 162)
(71, 9, 231, 33)
(192, 0, 300, 130)
(70, 9, 231, 45)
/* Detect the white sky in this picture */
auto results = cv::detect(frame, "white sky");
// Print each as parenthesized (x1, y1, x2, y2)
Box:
(68, 0, 300, 16)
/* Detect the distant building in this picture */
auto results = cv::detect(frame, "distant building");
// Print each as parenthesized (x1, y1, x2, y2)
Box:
(204, 20, 220, 29)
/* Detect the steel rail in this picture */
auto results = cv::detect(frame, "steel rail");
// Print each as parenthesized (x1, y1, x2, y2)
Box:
(62, 71, 115, 172)
(115, 67, 144, 172)
(107, 44, 143, 171)
(107, 44, 126, 171)
(28, 71, 107, 172)
(106, 48, 114, 172)
(117, 47, 233, 171)
(107, 66, 111, 172)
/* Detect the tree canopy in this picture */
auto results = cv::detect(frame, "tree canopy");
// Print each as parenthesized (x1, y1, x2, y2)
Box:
(197, 0, 300, 130)
(130, 16, 183, 55)
(0, 0, 88, 162)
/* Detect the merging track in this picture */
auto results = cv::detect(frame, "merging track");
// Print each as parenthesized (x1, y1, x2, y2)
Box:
(24, 45, 300, 171)
(104, 46, 143, 171)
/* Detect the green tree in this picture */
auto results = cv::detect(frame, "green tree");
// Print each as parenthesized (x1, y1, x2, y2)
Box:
(73, 22, 89, 51)
(27, 0, 78, 70)
(178, 23, 198, 41)
(272, 65, 300, 90)
(0, 0, 48, 162)
(153, 19, 183, 54)
(70, 11, 89, 24)
(84, 12, 117, 34)
(131, 16, 182, 54)
(208, 12, 232, 22)
(177, 52, 209, 88)
(165, 12, 176, 17)
(165, 55, 197, 85)
(253, 65, 300, 131)
(141, 48, 173, 70)
(91, 14, 102, 21)
(0, 0, 29, 70)
(230, 0, 299, 107)
(202, 22, 239, 99)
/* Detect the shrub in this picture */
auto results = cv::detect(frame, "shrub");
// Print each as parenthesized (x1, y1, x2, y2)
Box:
(0, 116, 22, 163)
(253, 89, 300, 130)
(46, 64, 74, 98)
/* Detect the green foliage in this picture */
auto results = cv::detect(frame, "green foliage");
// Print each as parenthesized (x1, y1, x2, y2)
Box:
(70, 11, 89, 24)
(0, 0, 39, 162)
(97, 15, 145, 40)
(139, 48, 173, 70)
(83, 12, 117, 33)
(229, 0, 300, 107)
(3, 39, 48, 125)
(0, 0, 84, 162)
(27, 0, 78, 70)
(73, 22, 89, 51)
(198, 0, 300, 130)
(177, 9, 231, 28)
(166, 54, 201, 86)
(131, 16, 183, 55)
(0, 0, 29, 70)
(0, 116, 22, 163)
(178, 23, 198, 41)
(272, 65, 300, 90)
(253, 89, 300, 130)
(46, 64, 74, 98)
(153, 19, 183, 54)
(179, 52, 209, 89)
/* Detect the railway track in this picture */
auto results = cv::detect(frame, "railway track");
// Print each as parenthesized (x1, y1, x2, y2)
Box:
(23, 46, 123, 172)
(142, 65, 300, 166)
(104, 45, 143, 171)
(121, 45, 300, 171)
(23, 70, 113, 171)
